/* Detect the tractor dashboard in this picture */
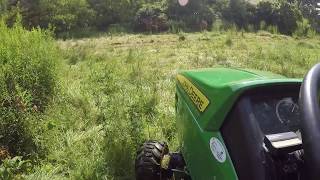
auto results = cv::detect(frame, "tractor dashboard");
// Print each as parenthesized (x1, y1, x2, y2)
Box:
(221, 84, 304, 180)
(251, 93, 300, 136)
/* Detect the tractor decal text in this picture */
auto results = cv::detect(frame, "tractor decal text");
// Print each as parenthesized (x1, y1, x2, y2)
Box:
(177, 75, 209, 112)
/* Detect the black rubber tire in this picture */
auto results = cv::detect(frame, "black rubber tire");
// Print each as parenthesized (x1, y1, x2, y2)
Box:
(135, 140, 169, 180)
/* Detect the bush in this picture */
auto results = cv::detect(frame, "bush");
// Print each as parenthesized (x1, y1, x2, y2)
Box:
(0, 156, 32, 180)
(266, 25, 279, 34)
(300, 0, 320, 33)
(40, 0, 96, 34)
(5, 0, 96, 35)
(88, 0, 137, 30)
(254, 0, 303, 35)
(294, 18, 312, 37)
(108, 23, 131, 34)
(255, 1, 275, 26)
(168, 20, 186, 33)
(134, 3, 169, 32)
(276, 0, 302, 35)
(222, 0, 251, 29)
(0, 0, 7, 16)
(0, 21, 59, 157)
(167, 0, 217, 31)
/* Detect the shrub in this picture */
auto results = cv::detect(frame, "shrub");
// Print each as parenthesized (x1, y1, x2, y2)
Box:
(222, 0, 251, 29)
(108, 23, 130, 34)
(0, 21, 59, 157)
(259, 21, 267, 30)
(134, 3, 169, 32)
(254, 0, 303, 35)
(300, 0, 320, 33)
(294, 18, 314, 37)
(0, 0, 7, 16)
(40, 0, 96, 34)
(267, 25, 279, 34)
(211, 19, 224, 31)
(167, 0, 217, 31)
(275, 0, 302, 35)
(87, 0, 137, 30)
(255, 1, 275, 26)
(168, 20, 186, 33)
(0, 156, 32, 180)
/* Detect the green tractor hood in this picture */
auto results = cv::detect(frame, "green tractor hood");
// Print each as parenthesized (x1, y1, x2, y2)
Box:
(176, 68, 302, 131)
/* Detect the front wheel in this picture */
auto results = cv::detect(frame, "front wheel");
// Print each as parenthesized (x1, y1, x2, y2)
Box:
(135, 140, 170, 180)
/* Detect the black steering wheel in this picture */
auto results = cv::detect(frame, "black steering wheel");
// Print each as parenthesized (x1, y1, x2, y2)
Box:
(299, 63, 320, 180)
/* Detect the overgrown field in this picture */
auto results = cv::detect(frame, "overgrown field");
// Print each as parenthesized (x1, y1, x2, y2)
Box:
(1, 27, 320, 179)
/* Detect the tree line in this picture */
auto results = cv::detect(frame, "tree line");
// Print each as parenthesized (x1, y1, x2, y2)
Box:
(0, 0, 319, 37)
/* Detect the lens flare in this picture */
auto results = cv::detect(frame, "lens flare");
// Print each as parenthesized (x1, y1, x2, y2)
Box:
(178, 0, 189, 6)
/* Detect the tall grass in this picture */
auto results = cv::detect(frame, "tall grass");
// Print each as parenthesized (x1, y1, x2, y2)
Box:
(47, 31, 318, 179)
(0, 27, 319, 179)
(0, 21, 59, 160)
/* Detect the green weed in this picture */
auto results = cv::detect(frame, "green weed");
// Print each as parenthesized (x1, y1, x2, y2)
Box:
(0, 21, 59, 159)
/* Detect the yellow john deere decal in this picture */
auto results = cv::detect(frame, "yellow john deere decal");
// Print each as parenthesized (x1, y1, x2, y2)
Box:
(177, 75, 210, 112)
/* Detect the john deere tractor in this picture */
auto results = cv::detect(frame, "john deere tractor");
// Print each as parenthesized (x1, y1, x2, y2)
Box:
(135, 64, 320, 180)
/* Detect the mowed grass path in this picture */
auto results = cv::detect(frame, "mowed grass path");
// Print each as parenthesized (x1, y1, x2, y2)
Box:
(28, 31, 320, 179)
(60, 31, 320, 77)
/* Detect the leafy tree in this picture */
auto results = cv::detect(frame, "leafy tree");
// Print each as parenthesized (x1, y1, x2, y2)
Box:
(5, 0, 95, 33)
(39, 0, 95, 33)
(134, 2, 169, 32)
(275, 0, 302, 34)
(255, 1, 276, 26)
(0, 0, 8, 16)
(87, 0, 139, 29)
(299, 0, 320, 31)
(222, 0, 253, 28)
(167, 0, 218, 30)
(254, 0, 304, 34)
(1, 0, 316, 35)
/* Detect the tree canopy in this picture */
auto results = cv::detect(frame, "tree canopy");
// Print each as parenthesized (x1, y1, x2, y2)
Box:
(0, 0, 318, 36)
